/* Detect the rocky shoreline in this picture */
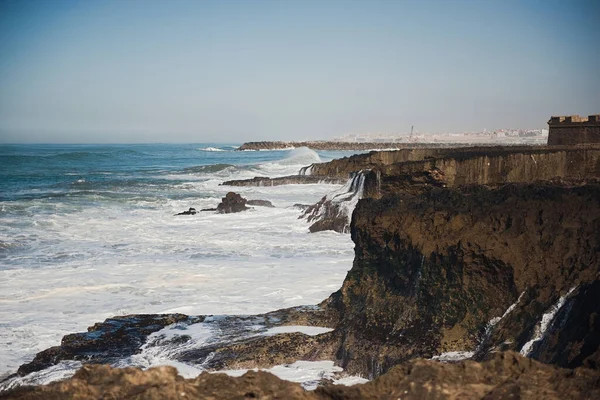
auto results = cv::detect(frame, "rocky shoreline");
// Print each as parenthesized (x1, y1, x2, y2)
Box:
(3, 144, 600, 398)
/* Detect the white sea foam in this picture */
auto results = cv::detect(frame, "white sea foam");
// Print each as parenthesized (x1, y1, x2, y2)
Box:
(0, 150, 352, 380)
(431, 351, 474, 362)
(264, 326, 333, 336)
(216, 361, 348, 390)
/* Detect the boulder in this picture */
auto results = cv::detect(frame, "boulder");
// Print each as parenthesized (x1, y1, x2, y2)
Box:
(216, 192, 248, 214)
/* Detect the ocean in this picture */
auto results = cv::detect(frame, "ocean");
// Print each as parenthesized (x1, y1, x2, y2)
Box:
(0, 144, 360, 385)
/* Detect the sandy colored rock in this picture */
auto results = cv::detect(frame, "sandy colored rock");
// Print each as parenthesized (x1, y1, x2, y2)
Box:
(4, 352, 600, 399)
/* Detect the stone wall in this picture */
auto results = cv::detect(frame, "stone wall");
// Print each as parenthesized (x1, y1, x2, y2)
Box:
(548, 114, 600, 145)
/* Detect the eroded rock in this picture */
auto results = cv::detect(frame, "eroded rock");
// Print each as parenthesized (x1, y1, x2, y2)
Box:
(5, 352, 600, 399)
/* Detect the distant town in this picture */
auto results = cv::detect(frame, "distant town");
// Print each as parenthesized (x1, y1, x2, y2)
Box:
(331, 128, 549, 145)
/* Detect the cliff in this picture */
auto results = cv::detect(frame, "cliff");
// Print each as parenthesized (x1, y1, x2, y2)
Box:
(303, 145, 600, 180)
(301, 146, 600, 233)
(323, 181, 600, 377)
(5, 146, 600, 396)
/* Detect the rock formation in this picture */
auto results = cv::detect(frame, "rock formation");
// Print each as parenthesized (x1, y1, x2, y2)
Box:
(175, 207, 197, 215)
(321, 181, 600, 377)
(300, 146, 600, 233)
(16, 315, 193, 376)
(4, 145, 600, 397)
(216, 192, 248, 214)
(5, 352, 600, 399)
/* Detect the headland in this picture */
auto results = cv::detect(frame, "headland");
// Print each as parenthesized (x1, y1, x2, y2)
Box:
(4, 121, 600, 398)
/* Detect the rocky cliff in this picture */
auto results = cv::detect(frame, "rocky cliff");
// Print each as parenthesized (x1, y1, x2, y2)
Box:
(4, 146, 600, 397)
(302, 146, 600, 180)
(302, 146, 600, 233)
(322, 181, 600, 377)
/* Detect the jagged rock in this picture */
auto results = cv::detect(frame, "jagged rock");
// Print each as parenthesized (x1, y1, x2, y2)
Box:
(216, 192, 248, 214)
(4, 352, 600, 399)
(175, 207, 197, 215)
(247, 199, 275, 207)
(17, 314, 195, 376)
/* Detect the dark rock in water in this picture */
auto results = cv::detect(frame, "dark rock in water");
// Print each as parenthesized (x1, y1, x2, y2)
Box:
(247, 199, 275, 207)
(175, 207, 197, 215)
(5, 352, 600, 399)
(216, 192, 248, 214)
(200, 208, 217, 212)
(17, 314, 195, 376)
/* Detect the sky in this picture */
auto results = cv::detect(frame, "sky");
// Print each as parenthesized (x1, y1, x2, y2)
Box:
(0, 0, 598, 143)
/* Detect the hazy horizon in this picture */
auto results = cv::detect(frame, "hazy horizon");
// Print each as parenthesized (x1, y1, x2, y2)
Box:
(1, 0, 599, 144)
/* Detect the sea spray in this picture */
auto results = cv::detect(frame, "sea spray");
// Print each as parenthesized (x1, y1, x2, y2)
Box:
(301, 170, 369, 233)
(0, 144, 357, 378)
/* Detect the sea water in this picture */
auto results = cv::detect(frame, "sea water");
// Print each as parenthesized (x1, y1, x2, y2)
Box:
(0, 144, 360, 383)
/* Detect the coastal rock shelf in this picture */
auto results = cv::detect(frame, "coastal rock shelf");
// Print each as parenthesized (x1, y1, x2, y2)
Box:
(6, 352, 600, 399)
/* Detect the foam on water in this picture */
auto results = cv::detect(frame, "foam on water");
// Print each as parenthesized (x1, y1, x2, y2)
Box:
(0, 144, 355, 381)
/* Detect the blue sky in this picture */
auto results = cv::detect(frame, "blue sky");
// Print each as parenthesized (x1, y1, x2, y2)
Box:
(0, 0, 598, 143)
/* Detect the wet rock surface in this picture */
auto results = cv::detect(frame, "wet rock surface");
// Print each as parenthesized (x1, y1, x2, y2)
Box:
(5, 352, 600, 399)
(216, 192, 248, 214)
(16, 314, 193, 376)
(175, 207, 197, 215)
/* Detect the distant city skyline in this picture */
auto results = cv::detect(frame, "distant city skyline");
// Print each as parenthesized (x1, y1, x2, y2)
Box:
(1, 0, 599, 143)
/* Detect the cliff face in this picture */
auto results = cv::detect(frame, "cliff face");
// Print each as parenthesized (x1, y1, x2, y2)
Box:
(324, 182, 600, 377)
(304, 146, 600, 180)
(303, 147, 600, 233)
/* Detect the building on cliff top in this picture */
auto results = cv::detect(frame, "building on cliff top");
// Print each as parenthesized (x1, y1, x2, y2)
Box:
(548, 114, 600, 145)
